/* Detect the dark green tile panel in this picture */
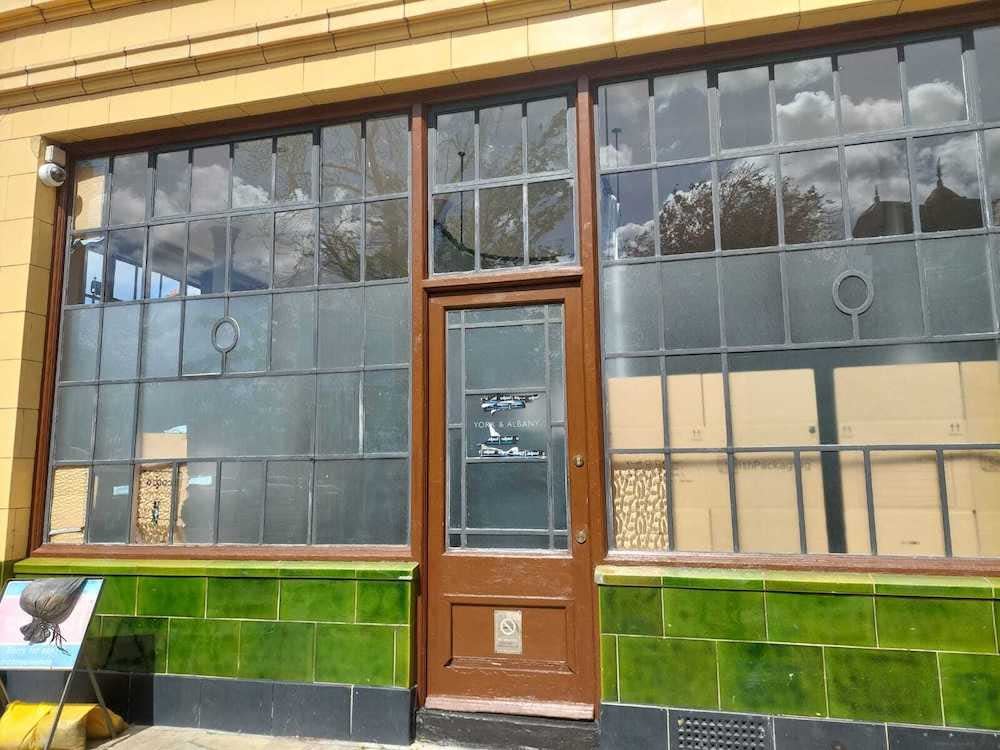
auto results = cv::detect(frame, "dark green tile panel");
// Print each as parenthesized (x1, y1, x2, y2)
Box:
(95, 576, 137, 616)
(238, 621, 315, 682)
(279, 579, 356, 623)
(617, 636, 718, 709)
(664, 589, 764, 641)
(826, 647, 942, 725)
(875, 597, 997, 653)
(315, 624, 395, 686)
(394, 626, 411, 688)
(599, 586, 662, 636)
(167, 618, 238, 677)
(766, 593, 875, 647)
(137, 576, 206, 618)
(357, 581, 410, 625)
(601, 635, 618, 701)
(940, 653, 1000, 731)
(206, 578, 278, 620)
(717, 642, 825, 717)
(101, 616, 168, 673)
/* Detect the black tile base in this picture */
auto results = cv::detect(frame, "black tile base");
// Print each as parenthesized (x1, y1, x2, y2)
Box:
(775, 716, 888, 750)
(417, 708, 599, 750)
(600, 704, 1000, 750)
(888, 726, 1000, 750)
(599, 703, 667, 749)
(2, 671, 414, 745)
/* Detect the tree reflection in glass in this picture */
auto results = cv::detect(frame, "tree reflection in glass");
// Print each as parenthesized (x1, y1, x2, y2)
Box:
(719, 156, 778, 250)
(780, 148, 845, 244)
(657, 163, 714, 255)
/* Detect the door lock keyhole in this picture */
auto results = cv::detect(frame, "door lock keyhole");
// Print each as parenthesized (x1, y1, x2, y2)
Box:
(573, 454, 585, 468)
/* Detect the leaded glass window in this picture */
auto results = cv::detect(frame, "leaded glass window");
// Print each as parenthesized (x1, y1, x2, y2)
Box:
(429, 92, 578, 274)
(598, 28, 1000, 558)
(50, 116, 411, 546)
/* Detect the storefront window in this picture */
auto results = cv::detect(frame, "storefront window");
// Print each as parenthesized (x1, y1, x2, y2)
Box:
(599, 30, 1000, 558)
(49, 115, 411, 546)
(429, 92, 577, 273)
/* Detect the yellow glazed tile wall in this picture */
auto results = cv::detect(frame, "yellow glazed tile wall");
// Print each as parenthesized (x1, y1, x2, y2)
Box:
(0, 0, 990, 564)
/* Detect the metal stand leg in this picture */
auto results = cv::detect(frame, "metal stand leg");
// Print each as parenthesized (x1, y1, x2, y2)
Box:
(42, 669, 75, 750)
(82, 654, 117, 740)
(0, 677, 10, 708)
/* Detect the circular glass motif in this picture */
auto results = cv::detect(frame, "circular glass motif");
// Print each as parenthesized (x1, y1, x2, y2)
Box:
(832, 270, 874, 316)
(211, 317, 240, 353)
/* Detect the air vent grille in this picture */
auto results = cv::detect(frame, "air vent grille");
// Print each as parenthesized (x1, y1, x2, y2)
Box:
(671, 710, 770, 750)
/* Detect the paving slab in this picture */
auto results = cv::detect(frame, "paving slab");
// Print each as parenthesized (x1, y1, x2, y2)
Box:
(92, 725, 460, 750)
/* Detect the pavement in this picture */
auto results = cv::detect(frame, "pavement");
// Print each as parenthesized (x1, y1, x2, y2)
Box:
(92, 725, 453, 749)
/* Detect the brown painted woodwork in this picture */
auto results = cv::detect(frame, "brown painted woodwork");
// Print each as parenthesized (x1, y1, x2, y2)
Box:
(425, 286, 597, 718)
(30, 1, 1000, 579)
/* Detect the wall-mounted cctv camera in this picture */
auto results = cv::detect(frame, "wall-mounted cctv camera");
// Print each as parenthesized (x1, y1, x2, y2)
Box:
(37, 144, 68, 188)
(38, 162, 67, 188)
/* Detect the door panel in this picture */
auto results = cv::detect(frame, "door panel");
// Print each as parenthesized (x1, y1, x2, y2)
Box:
(426, 287, 596, 718)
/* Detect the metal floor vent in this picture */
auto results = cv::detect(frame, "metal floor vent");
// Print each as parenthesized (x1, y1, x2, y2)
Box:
(671, 710, 770, 750)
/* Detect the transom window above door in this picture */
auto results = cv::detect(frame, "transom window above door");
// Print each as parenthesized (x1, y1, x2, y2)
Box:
(429, 92, 578, 274)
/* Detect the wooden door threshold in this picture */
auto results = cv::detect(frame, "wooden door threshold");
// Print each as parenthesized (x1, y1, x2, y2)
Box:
(424, 695, 594, 720)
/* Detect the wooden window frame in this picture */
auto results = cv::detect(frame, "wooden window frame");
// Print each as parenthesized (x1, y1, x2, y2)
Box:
(28, 1, 1000, 576)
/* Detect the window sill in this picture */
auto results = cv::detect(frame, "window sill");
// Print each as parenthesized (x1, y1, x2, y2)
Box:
(601, 550, 1000, 581)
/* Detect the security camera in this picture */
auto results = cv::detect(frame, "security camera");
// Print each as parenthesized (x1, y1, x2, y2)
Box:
(38, 162, 67, 188)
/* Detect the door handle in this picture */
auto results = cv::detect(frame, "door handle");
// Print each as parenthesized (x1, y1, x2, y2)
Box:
(575, 528, 588, 544)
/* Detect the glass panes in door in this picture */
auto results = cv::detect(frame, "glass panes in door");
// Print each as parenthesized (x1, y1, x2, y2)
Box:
(446, 305, 568, 550)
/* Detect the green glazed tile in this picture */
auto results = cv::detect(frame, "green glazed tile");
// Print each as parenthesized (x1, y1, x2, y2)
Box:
(872, 574, 992, 599)
(206, 578, 278, 620)
(95, 577, 137, 616)
(279, 579, 356, 623)
(599, 586, 662, 636)
(167, 618, 238, 677)
(137, 577, 206, 618)
(764, 571, 874, 595)
(84, 616, 110, 669)
(664, 589, 764, 641)
(238, 621, 315, 682)
(660, 568, 764, 592)
(394, 627, 412, 688)
(940, 653, 1000, 731)
(718, 642, 825, 717)
(357, 581, 410, 625)
(766, 593, 875, 647)
(617, 636, 718, 709)
(875, 597, 996, 653)
(101, 616, 168, 673)
(601, 635, 618, 701)
(826, 647, 942, 725)
(315, 624, 395, 686)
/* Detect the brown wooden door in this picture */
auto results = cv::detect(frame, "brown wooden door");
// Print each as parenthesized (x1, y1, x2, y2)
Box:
(425, 285, 596, 720)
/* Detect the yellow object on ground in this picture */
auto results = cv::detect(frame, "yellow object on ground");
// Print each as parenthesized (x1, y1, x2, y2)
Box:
(0, 701, 126, 750)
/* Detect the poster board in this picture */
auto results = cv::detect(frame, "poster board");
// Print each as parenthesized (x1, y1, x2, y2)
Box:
(0, 578, 103, 671)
